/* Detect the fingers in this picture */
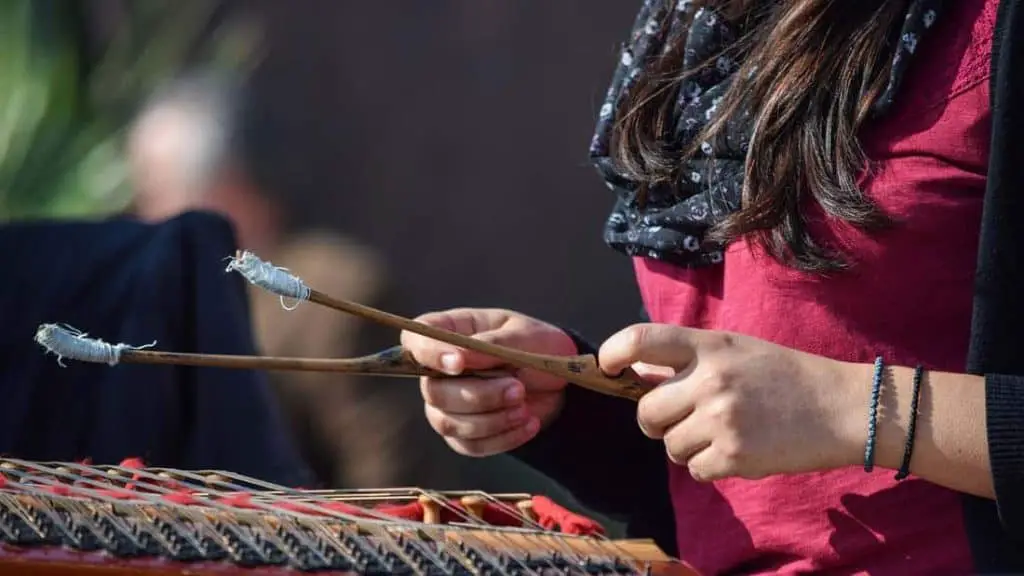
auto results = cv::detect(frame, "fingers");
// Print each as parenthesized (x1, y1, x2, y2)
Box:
(684, 445, 726, 482)
(405, 308, 570, 458)
(644, 392, 733, 482)
(401, 309, 488, 374)
(598, 323, 713, 376)
(441, 417, 541, 458)
(661, 414, 711, 466)
(422, 375, 541, 457)
(424, 403, 531, 442)
(450, 328, 536, 370)
(421, 377, 524, 414)
(407, 308, 500, 337)
(636, 380, 695, 439)
(402, 309, 533, 374)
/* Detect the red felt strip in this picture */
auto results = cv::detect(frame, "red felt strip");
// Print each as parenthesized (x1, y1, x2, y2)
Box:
(162, 491, 201, 506)
(119, 458, 145, 470)
(377, 502, 422, 520)
(530, 495, 605, 536)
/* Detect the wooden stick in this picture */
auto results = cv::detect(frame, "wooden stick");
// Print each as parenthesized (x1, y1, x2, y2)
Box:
(33, 325, 514, 378)
(113, 346, 510, 379)
(301, 288, 654, 401)
(225, 250, 654, 401)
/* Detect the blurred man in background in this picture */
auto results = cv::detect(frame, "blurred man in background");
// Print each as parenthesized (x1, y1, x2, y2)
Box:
(126, 70, 432, 489)
(128, 72, 277, 254)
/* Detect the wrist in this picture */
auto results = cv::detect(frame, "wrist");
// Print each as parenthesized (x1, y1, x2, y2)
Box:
(836, 360, 918, 472)
(836, 360, 878, 469)
(873, 364, 919, 473)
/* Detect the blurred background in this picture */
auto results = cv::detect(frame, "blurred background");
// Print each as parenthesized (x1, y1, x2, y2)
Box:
(0, 0, 644, 512)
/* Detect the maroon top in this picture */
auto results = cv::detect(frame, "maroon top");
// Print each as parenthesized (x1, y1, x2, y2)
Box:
(633, 0, 996, 572)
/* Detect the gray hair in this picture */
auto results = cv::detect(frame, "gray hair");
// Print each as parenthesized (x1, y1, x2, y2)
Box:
(129, 70, 242, 195)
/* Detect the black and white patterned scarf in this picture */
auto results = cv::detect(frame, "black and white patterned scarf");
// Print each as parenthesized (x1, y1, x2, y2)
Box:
(590, 0, 944, 267)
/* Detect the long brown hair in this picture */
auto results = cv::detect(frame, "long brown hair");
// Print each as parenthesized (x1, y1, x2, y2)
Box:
(611, 0, 911, 271)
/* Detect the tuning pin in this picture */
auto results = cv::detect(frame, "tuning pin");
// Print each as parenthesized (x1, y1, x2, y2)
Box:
(418, 495, 441, 524)
(515, 499, 537, 523)
(460, 495, 486, 520)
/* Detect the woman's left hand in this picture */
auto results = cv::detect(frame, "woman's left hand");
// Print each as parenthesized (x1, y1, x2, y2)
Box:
(599, 324, 867, 482)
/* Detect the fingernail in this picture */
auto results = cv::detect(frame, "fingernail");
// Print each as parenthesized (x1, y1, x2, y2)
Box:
(440, 353, 460, 375)
(504, 384, 524, 404)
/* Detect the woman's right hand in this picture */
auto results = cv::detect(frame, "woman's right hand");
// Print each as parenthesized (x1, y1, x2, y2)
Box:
(401, 308, 577, 457)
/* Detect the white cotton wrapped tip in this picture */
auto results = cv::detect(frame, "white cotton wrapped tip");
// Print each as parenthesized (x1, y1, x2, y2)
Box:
(35, 324, 117, 367)
(34, 324, 157, 368)
(225, 250, 310, 310)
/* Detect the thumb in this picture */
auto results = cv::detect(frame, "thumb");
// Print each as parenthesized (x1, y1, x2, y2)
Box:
(598, 323, 699, 376)
(403, 324, 542, 376)
(402, 309, 506, 374)
(443, 327, 551, 372)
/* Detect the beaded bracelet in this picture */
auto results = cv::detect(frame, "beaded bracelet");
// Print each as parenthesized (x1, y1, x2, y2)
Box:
(895, 365, 924, 480)
(864, 356, 884, 473)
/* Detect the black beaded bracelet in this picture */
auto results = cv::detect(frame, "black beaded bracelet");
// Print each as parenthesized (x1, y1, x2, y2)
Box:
(864, 356, 884, 473)
(895, 365, 924, 481)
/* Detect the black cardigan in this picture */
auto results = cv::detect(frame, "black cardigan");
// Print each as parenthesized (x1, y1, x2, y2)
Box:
(512, 0, 1024, 571)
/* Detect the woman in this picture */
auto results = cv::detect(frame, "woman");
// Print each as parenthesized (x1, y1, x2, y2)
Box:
(402, 0, 1024, 573)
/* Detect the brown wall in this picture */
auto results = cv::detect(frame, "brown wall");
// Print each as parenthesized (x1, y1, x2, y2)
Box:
(247, 0, 644, 337)
(243, 1, 646, 496)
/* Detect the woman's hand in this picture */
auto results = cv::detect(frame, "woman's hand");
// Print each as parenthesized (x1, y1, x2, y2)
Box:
(599, 323, 866, 481)
(401, 308, 576, 457)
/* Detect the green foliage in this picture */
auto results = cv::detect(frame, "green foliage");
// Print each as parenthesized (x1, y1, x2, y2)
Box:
(0, 0, 260, 222)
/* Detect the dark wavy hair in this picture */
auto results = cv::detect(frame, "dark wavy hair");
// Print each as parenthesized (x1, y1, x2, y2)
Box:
(610, 0, 911, 271)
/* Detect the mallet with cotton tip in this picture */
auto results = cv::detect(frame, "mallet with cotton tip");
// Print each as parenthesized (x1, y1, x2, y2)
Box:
(32, 252, 655, 401)
(33, 323, 508, 379)
(224, 250, 654, 401)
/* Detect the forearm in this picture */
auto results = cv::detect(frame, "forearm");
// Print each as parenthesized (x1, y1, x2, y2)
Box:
(847, 363, 994, 498)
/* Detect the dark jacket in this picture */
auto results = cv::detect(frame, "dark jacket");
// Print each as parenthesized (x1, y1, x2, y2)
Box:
(0, 211, 313, 488)
(514, 0, 1024, 571)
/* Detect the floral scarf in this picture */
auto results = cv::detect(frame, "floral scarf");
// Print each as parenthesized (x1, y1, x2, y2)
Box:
(589, 0, 945, 267)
